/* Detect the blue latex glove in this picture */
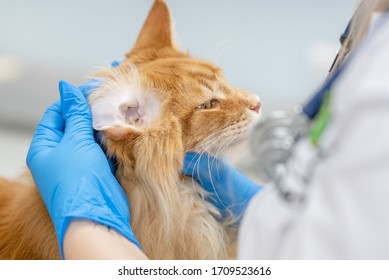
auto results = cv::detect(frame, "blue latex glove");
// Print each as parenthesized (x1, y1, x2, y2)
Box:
(26, 80, 140, 259)
(182, 152, 263, 218)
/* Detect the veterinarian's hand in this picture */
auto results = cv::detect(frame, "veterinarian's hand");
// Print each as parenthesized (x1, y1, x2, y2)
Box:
(26, 80, 140, 258)
(182, 152, 263, 218)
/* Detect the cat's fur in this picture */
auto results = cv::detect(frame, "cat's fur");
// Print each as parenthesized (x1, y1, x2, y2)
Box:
(0, 0, 260, 259)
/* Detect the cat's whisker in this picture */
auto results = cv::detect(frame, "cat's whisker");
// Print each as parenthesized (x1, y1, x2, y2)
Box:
(199, 125, 238, 153)
(216, 137, 232, 157)
(201, 127, 230, 148)
(205, 152, 229, 212)
(202, 122, 248, 156)
(212, 135, 229, 157)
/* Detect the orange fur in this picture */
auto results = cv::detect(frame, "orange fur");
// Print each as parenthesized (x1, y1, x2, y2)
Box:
(0, 0, 260, 259)
(0, 174, 59, 259)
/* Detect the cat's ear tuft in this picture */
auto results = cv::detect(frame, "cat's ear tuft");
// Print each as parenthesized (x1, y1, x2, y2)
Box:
(127, 0, 175, 56)
(89, 84, 162, 140)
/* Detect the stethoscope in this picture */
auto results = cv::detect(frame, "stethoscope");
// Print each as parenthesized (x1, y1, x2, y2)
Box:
(249, 8, 389, 204)
(247, 20, 352, 203)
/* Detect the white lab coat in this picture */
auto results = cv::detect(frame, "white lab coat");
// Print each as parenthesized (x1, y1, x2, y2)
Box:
(238, 13, 389, 259)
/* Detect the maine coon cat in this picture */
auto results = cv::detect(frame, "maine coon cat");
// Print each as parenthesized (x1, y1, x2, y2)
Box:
(0, 0, 261, 259)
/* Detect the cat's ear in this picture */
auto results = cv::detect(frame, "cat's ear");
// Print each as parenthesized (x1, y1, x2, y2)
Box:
(89, 85, 162, 141)
(127, 0, 175, 56)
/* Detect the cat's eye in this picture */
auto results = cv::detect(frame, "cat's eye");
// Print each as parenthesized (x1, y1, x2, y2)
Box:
(196, 99, 220, 110)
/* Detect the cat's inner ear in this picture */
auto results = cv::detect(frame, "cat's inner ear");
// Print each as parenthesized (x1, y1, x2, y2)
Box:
(89, 83, 162, 139)
(127, 0, 175, 56)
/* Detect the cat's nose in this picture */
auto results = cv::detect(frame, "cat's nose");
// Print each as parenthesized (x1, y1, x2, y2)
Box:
(250, 102, 261, 113)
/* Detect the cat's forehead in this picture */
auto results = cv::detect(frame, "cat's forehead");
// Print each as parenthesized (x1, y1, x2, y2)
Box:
(142, 57, 222, 79)
(137, 57, 229, 97)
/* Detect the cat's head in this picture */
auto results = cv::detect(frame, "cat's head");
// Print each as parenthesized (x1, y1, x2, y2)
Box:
(89, 0, 261, 160)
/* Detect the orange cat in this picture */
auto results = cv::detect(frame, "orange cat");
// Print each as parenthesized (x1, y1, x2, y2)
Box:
(0, 0, 260, 259)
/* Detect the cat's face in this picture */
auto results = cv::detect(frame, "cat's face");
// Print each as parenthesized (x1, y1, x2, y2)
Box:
(89, 0, 260, 157)
(141, 55, 260, 155)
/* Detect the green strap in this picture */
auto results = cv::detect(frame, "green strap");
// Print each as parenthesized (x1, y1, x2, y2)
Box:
(309, 91, 331, 146)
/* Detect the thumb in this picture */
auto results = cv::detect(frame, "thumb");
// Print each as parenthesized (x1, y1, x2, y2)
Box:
(59, 80, 93, 135)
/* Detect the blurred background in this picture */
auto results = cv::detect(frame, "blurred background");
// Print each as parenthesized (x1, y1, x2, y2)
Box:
(0, 0, 356, 177)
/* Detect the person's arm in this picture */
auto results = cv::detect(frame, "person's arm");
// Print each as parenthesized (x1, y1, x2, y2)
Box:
(64, 220, 147, 260)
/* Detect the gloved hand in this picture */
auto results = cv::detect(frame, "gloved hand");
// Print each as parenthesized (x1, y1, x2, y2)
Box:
(26, 80, 140, 259)
(182, 152, 263, 218)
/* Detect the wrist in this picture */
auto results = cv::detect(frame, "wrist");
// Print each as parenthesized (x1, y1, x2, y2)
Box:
(63, 219, 147, 260)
